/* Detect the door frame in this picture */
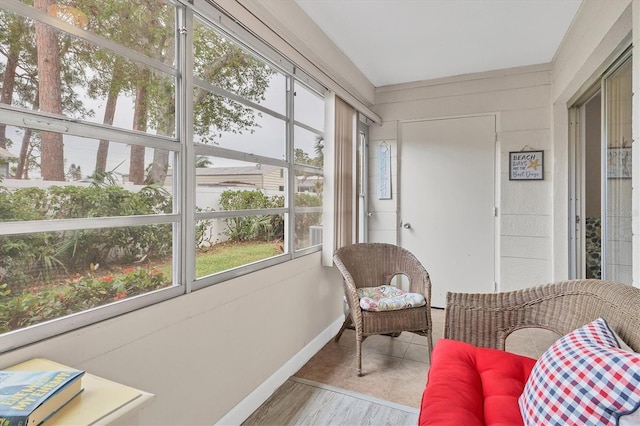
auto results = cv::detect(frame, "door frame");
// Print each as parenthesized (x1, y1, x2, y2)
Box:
(568, 49, 632, 280)
(397, 113, 500, 295)
(357, 115, 370, 243)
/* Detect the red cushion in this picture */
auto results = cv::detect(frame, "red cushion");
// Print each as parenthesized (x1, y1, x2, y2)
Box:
(419, 339, 537, 426)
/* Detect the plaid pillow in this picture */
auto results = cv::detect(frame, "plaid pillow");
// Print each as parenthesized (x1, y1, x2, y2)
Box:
(519, 318, 640, 426)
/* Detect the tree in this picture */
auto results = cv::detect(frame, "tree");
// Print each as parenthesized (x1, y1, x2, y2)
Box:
(95, 59, 126, 174)
(2, 1, 275, 183)
(0, 12, 27, 149)
(314, 135, 324, 167)
(35, 0, 65, 181)
(0, 9, 38, 159)
(141, 17, 275, 185)
(129, 67, 150, 184)
(195, 156, 212, 168)
(295, 148, 311, 165)
(15, 128, 39, 179)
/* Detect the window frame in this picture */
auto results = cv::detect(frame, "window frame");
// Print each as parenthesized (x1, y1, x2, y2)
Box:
(0, 0, 326, 352)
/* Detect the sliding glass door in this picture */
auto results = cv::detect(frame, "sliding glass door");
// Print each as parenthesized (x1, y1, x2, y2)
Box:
(603, 57, 633, 283)
(570, 53, 632, 284)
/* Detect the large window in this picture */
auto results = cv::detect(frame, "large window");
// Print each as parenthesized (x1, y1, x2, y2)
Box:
(0, 0, 325, 351)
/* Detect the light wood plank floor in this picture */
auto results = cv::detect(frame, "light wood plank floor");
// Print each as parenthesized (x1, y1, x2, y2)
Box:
(242, 377, 418, 426)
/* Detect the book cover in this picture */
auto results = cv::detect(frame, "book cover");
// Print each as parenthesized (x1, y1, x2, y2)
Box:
(0, 370, 84, 426)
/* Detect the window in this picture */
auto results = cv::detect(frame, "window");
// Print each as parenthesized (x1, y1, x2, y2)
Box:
(0, 0, 325, 350)
(293, 83, 325, 250)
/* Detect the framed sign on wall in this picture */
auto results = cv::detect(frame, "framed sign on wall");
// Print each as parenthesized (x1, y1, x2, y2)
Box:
(377, 142, 392, 199)
(607, 147, 632, 179)
(509, 150, 544, 180)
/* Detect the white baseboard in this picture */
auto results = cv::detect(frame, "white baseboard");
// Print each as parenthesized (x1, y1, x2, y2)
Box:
(215, 315, 344, 425)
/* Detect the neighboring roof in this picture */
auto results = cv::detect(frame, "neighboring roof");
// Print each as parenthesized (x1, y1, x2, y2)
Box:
(196, 165, 279, 176)
(165, 165, 280, 177)
(0, 147, 17, 160)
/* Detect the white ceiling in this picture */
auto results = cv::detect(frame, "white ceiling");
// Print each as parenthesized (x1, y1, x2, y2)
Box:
(295, 0, 583, 87)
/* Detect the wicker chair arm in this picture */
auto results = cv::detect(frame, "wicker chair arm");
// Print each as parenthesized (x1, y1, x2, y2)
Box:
(332, 253, 364, 328)
(444, 279, 640, 351)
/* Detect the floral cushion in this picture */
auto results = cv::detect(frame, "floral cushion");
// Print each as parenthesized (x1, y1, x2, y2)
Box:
(519, 317, 640, 426)
(356, 285, 426, 312)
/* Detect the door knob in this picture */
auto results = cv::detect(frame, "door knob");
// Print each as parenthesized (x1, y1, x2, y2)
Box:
(403, 222, 411, 229)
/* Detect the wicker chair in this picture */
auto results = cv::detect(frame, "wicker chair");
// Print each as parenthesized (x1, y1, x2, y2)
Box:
(444, 279, 640, 352)
(333, 243, 433, 376)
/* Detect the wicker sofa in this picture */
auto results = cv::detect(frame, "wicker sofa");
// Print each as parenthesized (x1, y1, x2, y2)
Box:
(419, 279, 640, 426)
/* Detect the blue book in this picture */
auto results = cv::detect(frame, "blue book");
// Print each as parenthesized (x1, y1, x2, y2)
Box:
(0, 370, 84, 426)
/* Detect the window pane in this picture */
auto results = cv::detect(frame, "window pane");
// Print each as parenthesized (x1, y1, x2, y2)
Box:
(0, 128, 175, 221)
(16, 0, 176, 63)
(294, 82, 325, 131)
(0, 226, 174, 334)
(195, 216, 284, 279)
(0, 10, 177, 136)
(294, 169, 322, 250)
(194, 156, 286, 207)
(193, 17, 283, 114)
(193, 91, 286, 158)
(294, 125, 323, 167)
(295, 212, 323, 250)
(295, 169, 323, 196)
(604, 59, 632, 284)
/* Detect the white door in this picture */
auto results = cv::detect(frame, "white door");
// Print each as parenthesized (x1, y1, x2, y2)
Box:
(400, 116, 497, 307)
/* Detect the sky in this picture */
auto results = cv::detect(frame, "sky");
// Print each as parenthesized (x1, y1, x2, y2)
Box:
(3, 73, 325, 180)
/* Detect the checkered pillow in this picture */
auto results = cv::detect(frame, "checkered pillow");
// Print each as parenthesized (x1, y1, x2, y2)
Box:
(519, 318, 640, 425)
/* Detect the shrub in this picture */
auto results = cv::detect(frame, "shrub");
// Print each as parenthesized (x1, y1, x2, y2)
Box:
(0, 183, 173, 290)
(219, 190, 284, 242)
(0, 267, 170, 333)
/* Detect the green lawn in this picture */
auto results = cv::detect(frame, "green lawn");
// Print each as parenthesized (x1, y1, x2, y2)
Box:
(195, 241, 282, 276)
(154, 241, 283, 279)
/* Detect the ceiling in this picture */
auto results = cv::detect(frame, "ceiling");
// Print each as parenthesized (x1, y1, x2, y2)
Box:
(295, 0, 583, 87)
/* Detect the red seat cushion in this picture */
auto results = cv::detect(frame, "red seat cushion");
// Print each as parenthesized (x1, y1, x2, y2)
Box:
(419, 339, 537, 426)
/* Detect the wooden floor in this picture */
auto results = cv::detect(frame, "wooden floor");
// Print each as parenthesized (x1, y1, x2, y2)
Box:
(242, 377, 418, 426)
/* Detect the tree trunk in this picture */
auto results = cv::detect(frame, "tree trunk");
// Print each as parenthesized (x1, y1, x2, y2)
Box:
(15, 128, 33, 179)
(95, 59, 125, 174)
(145, 149, 169, 184)
(129, 67, 150, 185)
(0, 40, 20, 150)
(95, 92, 117, 174)
(35, 0, 65, 181)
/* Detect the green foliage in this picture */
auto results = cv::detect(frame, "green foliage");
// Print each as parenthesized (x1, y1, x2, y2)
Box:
(192, 20, 274, 145)
(195, 206, 216, 247)
(218, 189, 323, 244)
(0, 183, 173, 290)
(0, 267, 169, 334)
(218, 190, 284, 242)
(294, 192, 323, 243)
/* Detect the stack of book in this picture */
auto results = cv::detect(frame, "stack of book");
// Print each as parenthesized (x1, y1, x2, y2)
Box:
(0, 369, 84, 425)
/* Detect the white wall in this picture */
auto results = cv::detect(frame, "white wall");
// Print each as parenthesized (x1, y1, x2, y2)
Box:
(0, 254, 344, 425)
(368, 0, 639, 291)
(371, 65, 554, 291)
